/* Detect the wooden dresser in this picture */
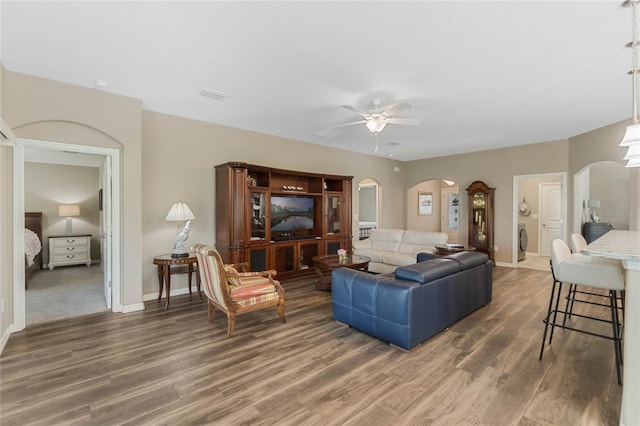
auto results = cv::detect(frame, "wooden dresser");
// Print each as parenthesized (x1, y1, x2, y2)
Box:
(48, 235, 92, 270)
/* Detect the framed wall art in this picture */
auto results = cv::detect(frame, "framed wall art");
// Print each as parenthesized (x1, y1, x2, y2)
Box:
(418, 192, 433, 215)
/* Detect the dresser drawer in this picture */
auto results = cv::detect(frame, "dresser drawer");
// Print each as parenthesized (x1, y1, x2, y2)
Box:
(48, 235, 92, 270)
(51, 237, 89, 248)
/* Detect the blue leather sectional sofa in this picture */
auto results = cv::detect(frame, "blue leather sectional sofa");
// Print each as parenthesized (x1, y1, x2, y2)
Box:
(331, 251, 493, 350)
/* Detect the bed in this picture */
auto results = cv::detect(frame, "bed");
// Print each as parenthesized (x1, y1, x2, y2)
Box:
(25, 212, 43, 289)
(358, 221, 377, 240)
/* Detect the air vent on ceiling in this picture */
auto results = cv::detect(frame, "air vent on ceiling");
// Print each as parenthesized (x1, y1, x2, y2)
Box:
(200, 88, 231, 101)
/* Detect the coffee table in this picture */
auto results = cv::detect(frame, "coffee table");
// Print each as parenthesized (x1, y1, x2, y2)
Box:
(312, 254, 371, 291)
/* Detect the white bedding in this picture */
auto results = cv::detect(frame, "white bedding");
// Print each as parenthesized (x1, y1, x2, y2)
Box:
(25, 228, 42, 267)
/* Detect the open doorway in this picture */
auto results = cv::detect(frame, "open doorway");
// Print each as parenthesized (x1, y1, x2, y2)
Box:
(513, 173, 566, 270)
(13, 139, 121, 331)
(357, 178, 380, 240)
(23, 156, 105, 324)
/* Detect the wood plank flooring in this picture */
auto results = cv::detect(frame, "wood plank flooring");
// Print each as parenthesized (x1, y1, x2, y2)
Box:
(1, 266, 622, 425)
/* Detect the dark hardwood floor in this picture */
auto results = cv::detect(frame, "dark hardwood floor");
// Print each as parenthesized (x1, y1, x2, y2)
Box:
(1, 266, 621, 425)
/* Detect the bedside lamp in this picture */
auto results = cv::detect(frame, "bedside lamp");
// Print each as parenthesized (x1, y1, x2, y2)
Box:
(58, 204, 80, 235)
(588, 199, 601, 223)
(165, 201, 195, 258)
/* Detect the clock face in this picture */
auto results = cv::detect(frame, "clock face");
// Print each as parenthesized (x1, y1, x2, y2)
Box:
(472, 192, 486, 208)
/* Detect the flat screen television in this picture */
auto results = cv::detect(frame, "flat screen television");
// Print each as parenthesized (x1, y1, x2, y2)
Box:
(271, 196, 314, 232)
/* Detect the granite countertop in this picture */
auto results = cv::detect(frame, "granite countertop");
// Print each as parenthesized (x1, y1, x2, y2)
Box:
(583, 230, 640, 262)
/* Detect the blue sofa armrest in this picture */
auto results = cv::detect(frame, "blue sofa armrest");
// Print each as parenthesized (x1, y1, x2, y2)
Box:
(332, 268, 422, 350)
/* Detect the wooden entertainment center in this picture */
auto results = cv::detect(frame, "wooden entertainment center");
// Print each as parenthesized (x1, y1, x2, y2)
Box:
(215, 162, 353, 280)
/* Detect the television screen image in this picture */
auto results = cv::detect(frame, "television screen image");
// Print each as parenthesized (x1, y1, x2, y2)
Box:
(271, 196, 314, 232)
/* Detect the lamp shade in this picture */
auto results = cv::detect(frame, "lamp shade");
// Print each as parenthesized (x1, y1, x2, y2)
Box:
(619, 123, 640, 147)
(58, 204, 80, 217)
(587, 200, 601, 209)
(165, 201, 195, 221)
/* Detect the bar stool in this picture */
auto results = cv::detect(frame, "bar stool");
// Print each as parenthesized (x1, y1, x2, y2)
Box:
(539, 239, 625, 385)
(564, 233, 625, 325)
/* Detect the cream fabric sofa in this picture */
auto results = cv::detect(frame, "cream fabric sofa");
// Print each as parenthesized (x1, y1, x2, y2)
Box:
(353, 228, 449, 274)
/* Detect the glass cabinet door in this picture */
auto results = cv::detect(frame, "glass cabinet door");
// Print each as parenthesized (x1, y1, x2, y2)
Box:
(250, 191, 268, 241)
(471, 192, 487, 246)
(326, 195, 341, 235)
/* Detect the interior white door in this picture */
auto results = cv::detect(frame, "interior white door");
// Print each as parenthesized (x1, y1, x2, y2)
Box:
(539, 183, 562, 256)
(441, 187, 460, 243)
(101, 156, 112, 309)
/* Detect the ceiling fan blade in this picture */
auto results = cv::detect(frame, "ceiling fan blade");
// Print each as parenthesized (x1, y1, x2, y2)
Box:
(385, 117, 423, 126)
(342, 105, 371, 119)
(382, 101, 414, 117)
(314, 120, 366, 138)
(331, 119, 367, 128)
(314, 127, 348, 138)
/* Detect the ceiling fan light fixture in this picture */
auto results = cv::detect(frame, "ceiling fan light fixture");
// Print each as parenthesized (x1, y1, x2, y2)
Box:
(365, 117, 387, 134)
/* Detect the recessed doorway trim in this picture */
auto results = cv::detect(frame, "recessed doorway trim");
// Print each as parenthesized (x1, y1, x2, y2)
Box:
(512, 172, 567, 266)
(12, 138, 121, 331)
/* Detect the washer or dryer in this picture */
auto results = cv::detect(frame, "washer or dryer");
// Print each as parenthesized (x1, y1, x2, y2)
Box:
(518, 223, 528, 261)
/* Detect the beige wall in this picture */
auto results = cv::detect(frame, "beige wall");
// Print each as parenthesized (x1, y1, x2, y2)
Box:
(4, 71, 143, 308)
(2, 67, 640, 339)
(407, 179, 442, 231)
(141, 110, 406, 296)
(405, 140, 570, 264)
(25, 162, 101, 265)
(569, 120, 640, 231)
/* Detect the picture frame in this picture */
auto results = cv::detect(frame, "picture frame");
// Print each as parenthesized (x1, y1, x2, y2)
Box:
(418, 192, 433, 215)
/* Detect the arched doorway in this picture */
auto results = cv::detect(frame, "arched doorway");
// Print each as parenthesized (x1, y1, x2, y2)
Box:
(407, 179, 459, 242)
(357, 178, 380, 240)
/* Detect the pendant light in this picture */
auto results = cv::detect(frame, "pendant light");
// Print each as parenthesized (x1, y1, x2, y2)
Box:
(621, 0, 640, 167)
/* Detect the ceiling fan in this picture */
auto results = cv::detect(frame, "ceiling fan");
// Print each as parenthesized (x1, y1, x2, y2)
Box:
(315, 99, 423, 139)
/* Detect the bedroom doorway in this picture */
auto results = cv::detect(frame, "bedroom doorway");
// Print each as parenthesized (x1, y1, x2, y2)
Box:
(13, 139, 121, 331)
(358, 178, 379, 240)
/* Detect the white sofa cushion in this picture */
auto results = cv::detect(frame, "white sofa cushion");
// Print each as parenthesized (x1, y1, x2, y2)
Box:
(352, 248, 385, 263)
(398, 230, 448, 255)
(369, 228, 404, 253)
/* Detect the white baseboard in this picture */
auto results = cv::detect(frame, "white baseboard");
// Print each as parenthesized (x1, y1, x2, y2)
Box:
(143, 285, 200, 302)
(121, 303, 145, 313)
(0, 324, 14, 355)
(494, 261, 513, 268)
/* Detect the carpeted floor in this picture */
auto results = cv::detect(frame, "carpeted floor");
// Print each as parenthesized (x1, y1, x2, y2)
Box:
(25, 265, 107, 325)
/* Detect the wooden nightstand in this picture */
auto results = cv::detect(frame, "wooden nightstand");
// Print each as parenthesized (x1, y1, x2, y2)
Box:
(48, 235, 92, 270)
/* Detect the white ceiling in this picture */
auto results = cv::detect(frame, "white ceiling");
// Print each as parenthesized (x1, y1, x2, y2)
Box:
(0, 1, 633, 161)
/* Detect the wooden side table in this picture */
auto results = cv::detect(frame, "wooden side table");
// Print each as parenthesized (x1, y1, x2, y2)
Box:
(153, 253, 201, 309)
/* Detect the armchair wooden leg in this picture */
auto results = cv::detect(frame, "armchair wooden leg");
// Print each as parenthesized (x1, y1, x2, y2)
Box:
(278, 303, 286, 322)
(227, 314, 236, 338)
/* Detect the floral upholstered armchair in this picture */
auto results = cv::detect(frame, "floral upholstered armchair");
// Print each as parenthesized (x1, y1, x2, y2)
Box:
(191, 244, 285, 337)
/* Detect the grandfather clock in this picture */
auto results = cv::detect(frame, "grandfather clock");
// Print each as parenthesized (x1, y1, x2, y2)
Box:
(467, 180, 495, 262)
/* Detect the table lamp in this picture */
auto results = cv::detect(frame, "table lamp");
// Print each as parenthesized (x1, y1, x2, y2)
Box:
(165, 201, 195, 257)
(588, 199, 601, 223)
(58, 204, 80, 234)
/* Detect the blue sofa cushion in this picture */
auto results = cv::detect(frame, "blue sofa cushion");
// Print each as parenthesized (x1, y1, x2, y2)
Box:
(395, 258, 460, 284)
(445, 251, 490, 269)
(416, 252, 439, 263)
